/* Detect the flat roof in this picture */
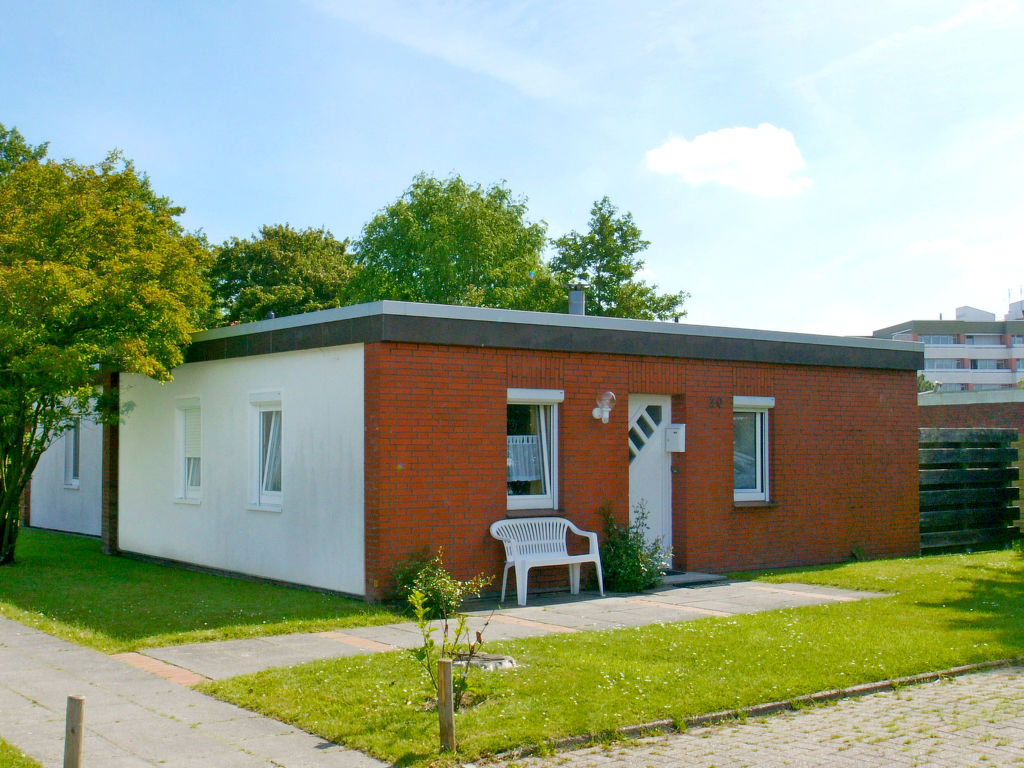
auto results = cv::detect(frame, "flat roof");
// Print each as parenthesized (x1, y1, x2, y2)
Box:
(187, 300, 922, 371)
(874, 318, 1024, 337)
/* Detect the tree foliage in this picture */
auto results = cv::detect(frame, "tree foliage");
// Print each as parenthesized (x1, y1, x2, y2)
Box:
(210, 224, 355, 324)
(0, 130, 210, 564)
(352, 173, 561, 311)
(0, 124, 47, 178)
(550, 196, 687, 320)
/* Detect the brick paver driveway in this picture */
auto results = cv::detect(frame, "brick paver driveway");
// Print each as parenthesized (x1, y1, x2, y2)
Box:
(497, 666, 1024, 768)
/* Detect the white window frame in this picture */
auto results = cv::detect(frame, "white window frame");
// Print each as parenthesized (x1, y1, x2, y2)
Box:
(733, 396, 774, 503)
(174, 398, 202, 503)
(63, 418, 81, 489)
(506, 388, 563, 510)
(249, 392, 283, 510)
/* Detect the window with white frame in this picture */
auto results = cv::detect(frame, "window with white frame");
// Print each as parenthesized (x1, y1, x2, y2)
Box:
(175, 399, 202, 501)
(506, 388, 562, 510)
(250, 392, 282, 509)
(63, 418, 81, 488)
(733, 396, 774, 502)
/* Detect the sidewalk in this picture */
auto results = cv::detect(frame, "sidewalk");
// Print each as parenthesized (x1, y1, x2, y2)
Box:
(137, 579, 880, 680)
(0, 579, 908, 767)
(0, 618, 383, 768)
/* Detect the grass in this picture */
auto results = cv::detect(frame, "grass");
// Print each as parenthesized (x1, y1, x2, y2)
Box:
(0, 739, 42, 768)
(0, 528, 402, 653)
(202, 549, 1024, 766)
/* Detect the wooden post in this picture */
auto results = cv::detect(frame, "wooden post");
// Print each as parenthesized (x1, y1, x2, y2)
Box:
(438, 658, 456, 752)
(64, 695, 84, 768)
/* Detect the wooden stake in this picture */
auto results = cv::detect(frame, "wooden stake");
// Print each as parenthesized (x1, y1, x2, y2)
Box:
(64, 695, 84, 768)
(438, 658, 456, 752)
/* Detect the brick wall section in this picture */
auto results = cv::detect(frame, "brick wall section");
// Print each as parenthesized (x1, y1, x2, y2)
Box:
(919, 402, 1024, 432)
(363, 343, 920, 599)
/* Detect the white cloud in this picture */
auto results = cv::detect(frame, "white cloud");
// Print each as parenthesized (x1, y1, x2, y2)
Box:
(805, 0, 1017, 86)
(305, 0, 576, 101)
(645, 123, 812, 197)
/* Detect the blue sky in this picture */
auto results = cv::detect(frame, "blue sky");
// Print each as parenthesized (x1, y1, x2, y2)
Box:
(4, 1, 1023, 335)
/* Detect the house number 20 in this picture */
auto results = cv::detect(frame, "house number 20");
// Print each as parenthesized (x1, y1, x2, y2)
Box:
(709, 397, 723, 408)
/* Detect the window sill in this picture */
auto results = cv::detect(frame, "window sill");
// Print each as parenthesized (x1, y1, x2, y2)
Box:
(247, 504, 283, 513)
(63, 483, 80, 491)
(174, 498, 202, 506)
(504, 507, 563, 519)
(733, 499, 777, 510)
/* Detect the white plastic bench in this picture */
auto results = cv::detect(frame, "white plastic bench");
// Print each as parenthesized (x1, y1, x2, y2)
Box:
(489, 517, 604, 606)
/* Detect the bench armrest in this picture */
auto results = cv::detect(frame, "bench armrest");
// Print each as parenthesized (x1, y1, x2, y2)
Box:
(565, 520, 600, 556)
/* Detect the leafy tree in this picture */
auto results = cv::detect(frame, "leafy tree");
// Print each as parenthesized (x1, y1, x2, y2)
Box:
(918, 373, 935, 392)
(0, 137, 210, 564)
(352, 173, 561, 311)
(0, 123, 47, 178)
(550, 196, 688, 320)
(210, 224, 355, 324)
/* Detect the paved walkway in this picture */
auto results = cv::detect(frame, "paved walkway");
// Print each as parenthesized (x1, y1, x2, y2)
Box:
(4, 579, 1017, 767)
(0, 618, 383, 767)
(495, 665, 1024, 767)
(137, 580, 879, 680)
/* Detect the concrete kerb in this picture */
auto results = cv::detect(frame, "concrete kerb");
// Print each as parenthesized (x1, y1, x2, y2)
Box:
(489, 658, 1024, 763)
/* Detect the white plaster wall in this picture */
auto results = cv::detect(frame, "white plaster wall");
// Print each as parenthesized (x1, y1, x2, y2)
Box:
(29, 419, 103, 536)
(118, 345, 365, 595)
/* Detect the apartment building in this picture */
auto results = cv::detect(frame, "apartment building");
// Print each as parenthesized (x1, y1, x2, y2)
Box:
(873, 301, 1024, 391)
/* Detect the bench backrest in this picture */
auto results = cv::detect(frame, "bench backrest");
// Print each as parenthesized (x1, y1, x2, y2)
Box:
(490, 517, 572, 560)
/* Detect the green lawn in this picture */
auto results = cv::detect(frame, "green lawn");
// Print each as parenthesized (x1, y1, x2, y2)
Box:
(0, 739, 42, 768)
(0, 528, 401, 653)
(202, 550, 1024, 766)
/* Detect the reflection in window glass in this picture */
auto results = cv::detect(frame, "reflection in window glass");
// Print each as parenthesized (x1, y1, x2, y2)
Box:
(260, 410, 282, 495)
(733, 412, 758, 490)
(507, 403, 549, 498)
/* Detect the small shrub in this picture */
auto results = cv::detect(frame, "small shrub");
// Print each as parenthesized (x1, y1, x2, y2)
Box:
(408, 589, 491, 711)
(392, 548, 492, 619)
(600, 502, 671, 592)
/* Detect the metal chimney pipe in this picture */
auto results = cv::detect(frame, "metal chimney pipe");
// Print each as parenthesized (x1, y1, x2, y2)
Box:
(567, 282, 586, 315)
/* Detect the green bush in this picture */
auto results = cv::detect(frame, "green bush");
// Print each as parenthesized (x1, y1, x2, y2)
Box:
(392, 549, 492, 619)
(600, 502, 671, 592)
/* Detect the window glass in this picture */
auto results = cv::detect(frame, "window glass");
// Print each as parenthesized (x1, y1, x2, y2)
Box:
(505, 390, 560, 509)
(733, 412, 759, 491)
(260, 410, 282, 495)
(507, 404, 549, 498)
(182, 407, 201, 497)
(64, 419, 81, 488)
(733, 399, 771, 502)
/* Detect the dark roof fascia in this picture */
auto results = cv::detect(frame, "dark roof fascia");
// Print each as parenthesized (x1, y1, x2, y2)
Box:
(186, 301, 922, 372)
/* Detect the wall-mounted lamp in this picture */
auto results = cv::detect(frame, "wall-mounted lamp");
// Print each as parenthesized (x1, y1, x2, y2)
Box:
(592, 391, 616, 423)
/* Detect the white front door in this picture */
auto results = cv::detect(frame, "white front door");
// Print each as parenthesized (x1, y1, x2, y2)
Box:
(627, 395, 672, 553)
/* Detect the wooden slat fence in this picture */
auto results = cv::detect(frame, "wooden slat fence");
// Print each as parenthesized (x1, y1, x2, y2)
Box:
(919, 428, 1022, 553)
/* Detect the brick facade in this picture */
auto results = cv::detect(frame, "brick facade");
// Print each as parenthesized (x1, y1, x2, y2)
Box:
(918, 401, 1024, 432)
(363, 342, 920, 599)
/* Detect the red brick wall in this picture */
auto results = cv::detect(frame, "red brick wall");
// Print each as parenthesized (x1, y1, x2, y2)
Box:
(919, 402, 1024, 432)
(363, 343, 919, 599)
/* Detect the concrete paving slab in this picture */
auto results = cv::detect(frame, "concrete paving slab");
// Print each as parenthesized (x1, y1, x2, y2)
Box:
(0, 617, 387, 768)
(144, 634, 372, 679)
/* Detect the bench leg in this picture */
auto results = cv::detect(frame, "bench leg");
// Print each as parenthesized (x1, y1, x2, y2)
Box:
(569, 563, 581, 594)
(515, 562, 530, 606)
(500, 563, 512, 604)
